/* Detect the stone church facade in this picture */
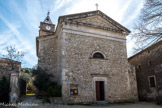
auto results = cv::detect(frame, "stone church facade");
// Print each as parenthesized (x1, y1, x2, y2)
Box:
(36, 10, 138, 103)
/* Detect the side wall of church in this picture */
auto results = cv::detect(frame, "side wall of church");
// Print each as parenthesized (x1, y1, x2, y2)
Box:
(38, 36, 59, 83)
(60, 24, 138, 103)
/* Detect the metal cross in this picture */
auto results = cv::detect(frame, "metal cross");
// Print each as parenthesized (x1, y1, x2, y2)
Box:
(95, 3, 99, 10)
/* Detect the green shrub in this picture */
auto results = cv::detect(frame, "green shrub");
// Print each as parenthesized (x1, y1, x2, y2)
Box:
(0, 76, 10, 103)
(32, 67, 52, 91)
(32, 67, 61, 96)
(47, 84, 62, 97)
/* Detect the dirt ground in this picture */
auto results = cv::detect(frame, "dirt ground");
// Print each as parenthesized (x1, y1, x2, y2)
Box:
(14, 96, 162, 108)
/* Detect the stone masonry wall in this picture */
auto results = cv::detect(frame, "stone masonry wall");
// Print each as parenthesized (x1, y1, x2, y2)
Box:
(128, 41, 162, 101)
(73, 15, 118, 30)
(0, 63, 12, 79)
(38, 36, 59, 83)
(61, 25, 138, 103)
(37, 11, 138, 103)
(127, 63, 138, 101)
(0, 58, 21, 80)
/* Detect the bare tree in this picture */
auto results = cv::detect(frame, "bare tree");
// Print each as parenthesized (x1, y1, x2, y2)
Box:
(132, 0, 162, 52)
(2, 46, 25, 71)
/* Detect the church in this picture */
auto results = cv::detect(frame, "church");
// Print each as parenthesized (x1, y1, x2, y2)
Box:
(36, 10, 138, 103)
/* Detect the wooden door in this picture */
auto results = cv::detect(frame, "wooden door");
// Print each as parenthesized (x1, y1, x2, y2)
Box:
(96, 81, 105, 101)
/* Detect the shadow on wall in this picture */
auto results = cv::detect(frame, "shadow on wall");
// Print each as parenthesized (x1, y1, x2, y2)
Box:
(0, 76, 10, 103)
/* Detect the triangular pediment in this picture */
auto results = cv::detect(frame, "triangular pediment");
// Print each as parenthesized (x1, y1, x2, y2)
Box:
(59, 10, 130, 34)
(73, 15, 119, 30)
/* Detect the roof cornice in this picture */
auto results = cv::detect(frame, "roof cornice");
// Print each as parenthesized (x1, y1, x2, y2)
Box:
(58, 10, 130, 34)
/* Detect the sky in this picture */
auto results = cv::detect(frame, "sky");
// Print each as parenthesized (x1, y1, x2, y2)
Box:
(0, 0, 145, 68)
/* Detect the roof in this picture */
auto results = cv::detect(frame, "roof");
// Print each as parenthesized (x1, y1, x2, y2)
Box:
(128, 40, 162, 60)
(58, 10, 130, 34)
(43, 12, 53, 24)
(0, 58, 21, 64)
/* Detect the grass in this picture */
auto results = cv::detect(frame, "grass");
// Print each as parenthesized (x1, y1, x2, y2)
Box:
(26, 93, 36, 95)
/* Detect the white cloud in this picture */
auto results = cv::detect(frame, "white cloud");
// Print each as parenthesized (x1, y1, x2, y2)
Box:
(0, 15, 37, 66)
(117, 0, 133, 23)
(126, 35, 136, 57)
(62, 0, 144, 25)
(54, 0, 66, 11)
(51, 0, 73, 15)
(123, 1, 145, 26)
(0, 0, 146, 67)
(10, 1, 42, 33)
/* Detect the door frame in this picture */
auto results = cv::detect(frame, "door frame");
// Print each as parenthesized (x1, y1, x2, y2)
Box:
(93, 77, 107, 101)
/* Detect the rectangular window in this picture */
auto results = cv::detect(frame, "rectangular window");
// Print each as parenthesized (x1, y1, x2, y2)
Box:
(148, 60, 152, 66)
(149, 76, 156, 87)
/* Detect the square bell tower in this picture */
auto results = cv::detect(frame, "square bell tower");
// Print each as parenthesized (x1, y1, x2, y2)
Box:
(39, 11, 55, 36)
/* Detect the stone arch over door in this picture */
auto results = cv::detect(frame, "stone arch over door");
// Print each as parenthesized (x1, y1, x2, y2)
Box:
(92, 77, 107, 101)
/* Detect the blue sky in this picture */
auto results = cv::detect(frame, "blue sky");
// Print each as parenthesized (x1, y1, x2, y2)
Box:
(0, 0, 145, 68)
